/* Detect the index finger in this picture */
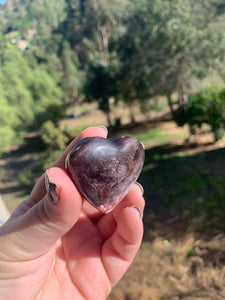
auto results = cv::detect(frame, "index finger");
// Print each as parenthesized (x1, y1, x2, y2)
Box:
(28, 126, 108, 205)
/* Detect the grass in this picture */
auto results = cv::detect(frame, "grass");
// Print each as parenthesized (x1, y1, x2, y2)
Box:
(140, 145, 225, 230)
(133, 129, 168, 141)
(131, 128, 188, 148)
(108, 234, 225, 299)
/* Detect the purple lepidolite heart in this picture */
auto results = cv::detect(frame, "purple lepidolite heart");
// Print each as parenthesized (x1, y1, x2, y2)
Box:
(66, 136, 145, 213)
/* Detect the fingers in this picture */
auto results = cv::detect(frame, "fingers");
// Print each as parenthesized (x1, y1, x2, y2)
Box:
(101, 184, 144, 286)
(0, 168, 82, 260)
(112, 183, 145, 219)
(28, 126, 108, 206)
(102, 207, 143, 287)
(82, 181, 145, 223)
(97, 183, 144, 239)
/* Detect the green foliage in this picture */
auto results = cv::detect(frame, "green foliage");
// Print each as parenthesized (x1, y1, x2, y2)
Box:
(40, 121, 69, 150)
(0, 97, 21, 153)
(174, 87, 225, 141)
(60, 41, 81, 104)
(18, 149, 62, 188)
(0, 126, 17, 154)
(112, 0, 225, 112)
(33, 104, 66, 130)
(0, 47, 63, 152)
(187, 247, 195, 257)
(18, 120, 84, 188)
(81, 0, 125, 117)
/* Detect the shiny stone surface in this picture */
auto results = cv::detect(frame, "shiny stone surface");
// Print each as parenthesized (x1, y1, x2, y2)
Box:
(66, 136, 145, 213)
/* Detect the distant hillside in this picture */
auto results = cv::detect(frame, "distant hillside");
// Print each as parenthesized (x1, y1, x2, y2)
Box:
(0, 0, 30, 28)
(0, 0, 66, 41)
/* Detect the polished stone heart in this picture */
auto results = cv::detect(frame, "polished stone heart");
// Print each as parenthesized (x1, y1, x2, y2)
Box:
(66, 136, 145, 213)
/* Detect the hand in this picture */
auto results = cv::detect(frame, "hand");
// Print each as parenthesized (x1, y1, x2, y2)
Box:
(0, 126, 145, 300)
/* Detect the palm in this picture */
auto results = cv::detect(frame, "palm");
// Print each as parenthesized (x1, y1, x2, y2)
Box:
(16, 202, 142, 300)
(37, 213, 112, 300)
(62, 213, 108, 289)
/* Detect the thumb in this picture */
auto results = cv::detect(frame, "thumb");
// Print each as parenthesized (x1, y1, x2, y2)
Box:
(0, 167, 82, 260)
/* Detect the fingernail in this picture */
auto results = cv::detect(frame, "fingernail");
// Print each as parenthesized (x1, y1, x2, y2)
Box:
(135, 182, 144, 196)
(98, 125, 108, 134)
(45, 170, 60, 204)
(130, 205, 143, 219)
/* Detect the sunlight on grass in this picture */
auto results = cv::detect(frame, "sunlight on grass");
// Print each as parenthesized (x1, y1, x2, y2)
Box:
(132, 129, 187, 148)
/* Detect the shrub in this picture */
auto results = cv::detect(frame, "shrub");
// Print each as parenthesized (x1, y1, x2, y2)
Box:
(174, 87, 225, 142)
(40, 120, 69, 150)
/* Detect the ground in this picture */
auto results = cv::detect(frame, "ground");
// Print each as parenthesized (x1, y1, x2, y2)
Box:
(1, 102, 225, 299)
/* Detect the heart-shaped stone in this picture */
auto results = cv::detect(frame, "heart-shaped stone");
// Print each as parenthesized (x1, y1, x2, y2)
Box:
(66, 136, 145, 213)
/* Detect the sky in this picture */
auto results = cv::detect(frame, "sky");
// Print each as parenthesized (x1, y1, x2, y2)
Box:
(0, 0, 6, 4)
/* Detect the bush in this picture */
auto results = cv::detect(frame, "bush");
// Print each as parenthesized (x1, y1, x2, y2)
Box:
(40, 120, 69, 150)
(18, 121, 70, 189)
(174, 87, 225, 142)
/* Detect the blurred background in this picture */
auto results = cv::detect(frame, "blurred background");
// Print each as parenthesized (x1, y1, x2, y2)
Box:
(1, 0, 225, 298)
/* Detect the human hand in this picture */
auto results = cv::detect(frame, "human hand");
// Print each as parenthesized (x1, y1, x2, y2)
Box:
(0, 126, 145, 300)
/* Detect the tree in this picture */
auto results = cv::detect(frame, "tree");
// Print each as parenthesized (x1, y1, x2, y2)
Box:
(0, 96, 20, 153)
(0, 47, 63, 151)
(60, 41, 81, 106)
(79, 0, 128, 125)
(116, 0, 225, 114)
(174, 86, 225, 142)
(1, 0, 225, 154)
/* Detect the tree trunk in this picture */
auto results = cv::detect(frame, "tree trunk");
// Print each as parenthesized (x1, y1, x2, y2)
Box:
(80, 0, 86, 19)
(107, 112, 112, 127)
(167, 94, 174, 115)
(99, 97, 112, 126)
